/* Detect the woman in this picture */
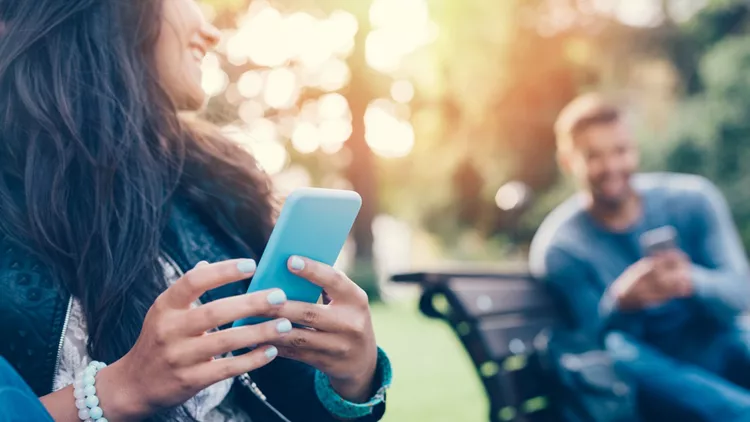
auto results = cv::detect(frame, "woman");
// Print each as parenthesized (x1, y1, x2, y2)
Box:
(0, 0, 391, 421)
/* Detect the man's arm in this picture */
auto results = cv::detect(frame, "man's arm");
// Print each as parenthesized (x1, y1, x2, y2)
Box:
(689, 180, 750, 321)
(530, 246, 630, 339)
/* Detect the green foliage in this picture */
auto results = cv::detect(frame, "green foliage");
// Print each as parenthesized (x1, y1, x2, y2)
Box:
(659, 31, 750, 250)
(521, 1, 750, 255)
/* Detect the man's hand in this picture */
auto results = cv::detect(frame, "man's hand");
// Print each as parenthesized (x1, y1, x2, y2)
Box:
(653, 249, 693, 298)
(611, 250, 692, 310)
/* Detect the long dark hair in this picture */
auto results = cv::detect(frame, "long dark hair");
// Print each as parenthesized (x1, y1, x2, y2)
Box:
(0, 0, 275, 415)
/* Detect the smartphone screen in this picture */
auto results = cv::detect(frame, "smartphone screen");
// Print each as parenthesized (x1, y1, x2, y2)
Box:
(639, 226, 677, 256)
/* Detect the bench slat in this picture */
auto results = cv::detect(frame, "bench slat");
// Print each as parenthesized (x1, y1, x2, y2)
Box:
(447, 277, 554, 319)
(477, 315, 556, 360)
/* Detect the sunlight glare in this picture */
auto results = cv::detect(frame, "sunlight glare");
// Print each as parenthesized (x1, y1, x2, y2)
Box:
(273, 165, 313, 196)
(391, 80, 415, 103)
(495, 182, 530, 211)
(201, 53, 228, 98)
(320, 119, 353, 147)
(223, 123, 288, 175)
(238, 100, 265, 123)
(237, 70, 264, 98)
(366, 29, 403, 74)
(292, 121, 321, 154)
(252, 140, 289, 174)
(321, 11, 358, 57)
(317, 58, 352, 91)
(365, 100, 414, 158)
(244, 6, 289, 67)
(298, 21, 335, 70)
(366, 0, 435, 74)
(318, 93, 351, 120)
(594, 0, 664, 27)
(284, 12, 317, 60)
(264, 68, 299, 109)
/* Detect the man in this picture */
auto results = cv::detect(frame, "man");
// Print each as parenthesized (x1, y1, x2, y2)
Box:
(529, 93, 750, 422)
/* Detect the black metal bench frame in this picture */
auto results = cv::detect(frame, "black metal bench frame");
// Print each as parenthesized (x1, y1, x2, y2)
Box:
(391, 271, 562, 422)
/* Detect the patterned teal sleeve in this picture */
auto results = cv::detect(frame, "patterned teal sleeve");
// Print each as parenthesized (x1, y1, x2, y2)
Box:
(314, 347, 392, 419)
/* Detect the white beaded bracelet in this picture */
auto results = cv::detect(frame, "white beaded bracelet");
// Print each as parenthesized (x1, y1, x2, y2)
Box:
(73, 360, 108, 422)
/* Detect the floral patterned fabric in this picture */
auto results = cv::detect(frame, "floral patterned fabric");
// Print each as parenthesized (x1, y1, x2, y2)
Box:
(52, 257, 252, 422)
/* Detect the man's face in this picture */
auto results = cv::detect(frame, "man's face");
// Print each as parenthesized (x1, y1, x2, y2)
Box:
(564, 120, 639, 207)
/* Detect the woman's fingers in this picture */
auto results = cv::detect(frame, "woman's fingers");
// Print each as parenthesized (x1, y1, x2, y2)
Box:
(184, 288, 287, 334)
(196, 346, 279, 386)
(269, 328, 346, 356)
(161, 259, 257, 308)
(272, 300, 350, 332)
(182, 319, 292, 363)
(287, 256, 367, 305)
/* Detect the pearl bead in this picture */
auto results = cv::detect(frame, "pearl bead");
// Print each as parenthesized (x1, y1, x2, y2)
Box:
(85, 395, 99, 408)
(74, 379, 84, 390)
(83, 375, 96, 386)
(78, 408, 90, 420)
(84, 366, 97, 376)
(99, 419, 109, 422)
(73, 388, 85, 399)
(89, 406, 104, 419)
(83, 385, 96, 396)
(75, 399, 87, 410)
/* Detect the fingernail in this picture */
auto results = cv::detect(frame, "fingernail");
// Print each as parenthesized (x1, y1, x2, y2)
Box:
(276, 319, 292, 334)
(267, 289, 287, 305)
(195, 261, 209, 268)
(290, 256, 305, 271)
(237, 259, 257, 274)
(265, 346, 278, 360)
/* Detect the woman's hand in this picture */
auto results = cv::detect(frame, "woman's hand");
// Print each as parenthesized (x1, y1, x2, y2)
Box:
(96, 259, 291, 421)
(266, 256, 379, 403)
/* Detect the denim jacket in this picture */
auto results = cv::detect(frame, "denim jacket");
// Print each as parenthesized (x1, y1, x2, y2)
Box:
(0, 196, 387, 421)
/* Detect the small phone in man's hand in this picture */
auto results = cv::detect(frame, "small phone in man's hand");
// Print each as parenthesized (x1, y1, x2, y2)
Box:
(639, 226, 678, 256)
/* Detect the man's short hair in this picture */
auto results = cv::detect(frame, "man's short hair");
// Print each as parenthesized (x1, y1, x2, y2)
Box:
(554, 93, 621, 152)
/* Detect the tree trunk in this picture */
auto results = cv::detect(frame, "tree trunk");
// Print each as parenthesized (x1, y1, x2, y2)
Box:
(344, 10, 380, 298)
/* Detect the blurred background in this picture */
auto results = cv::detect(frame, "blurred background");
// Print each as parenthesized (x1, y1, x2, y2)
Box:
(195, 0, 750, 420)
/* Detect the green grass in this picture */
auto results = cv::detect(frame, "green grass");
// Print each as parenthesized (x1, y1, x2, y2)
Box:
(370, 300, 487, 422)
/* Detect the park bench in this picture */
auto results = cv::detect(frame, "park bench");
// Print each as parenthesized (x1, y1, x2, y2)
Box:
(391, 270, 561, 422)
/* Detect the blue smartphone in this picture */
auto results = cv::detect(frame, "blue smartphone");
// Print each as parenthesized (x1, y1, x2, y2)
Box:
(233, 188, 362, 327)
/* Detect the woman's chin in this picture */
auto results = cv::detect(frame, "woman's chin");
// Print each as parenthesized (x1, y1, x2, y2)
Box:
(177, 91, 208, 112)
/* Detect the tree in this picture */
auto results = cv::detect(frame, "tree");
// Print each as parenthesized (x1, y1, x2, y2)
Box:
(657, 1, 750, 248)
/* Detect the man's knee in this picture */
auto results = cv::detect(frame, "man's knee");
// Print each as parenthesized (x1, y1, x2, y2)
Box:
(605, 332, 641, 362)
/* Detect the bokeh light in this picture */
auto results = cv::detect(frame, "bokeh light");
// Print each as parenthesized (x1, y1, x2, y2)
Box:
(201, 53, 228, 98)
(222, 123, 288, 175)
(315, 58, 352, 91)
(318, 93, 351, 120)
(204, 0, 436, 163)
(365, 99, 415, 158)
(264, 68, 299, 109)
(237, 71, 264, 98)
(292, 122, 321, 154)
(367, 0, 435, 73)
(238, 100, 265, 124)
(391, 80, 415, 104)
(495, 182, 531, 211)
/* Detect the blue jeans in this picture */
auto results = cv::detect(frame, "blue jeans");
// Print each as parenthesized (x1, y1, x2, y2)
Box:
(607, 330, 750, 422)
(0, 358, 53, 422)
